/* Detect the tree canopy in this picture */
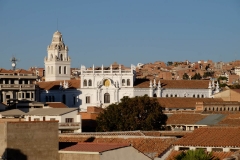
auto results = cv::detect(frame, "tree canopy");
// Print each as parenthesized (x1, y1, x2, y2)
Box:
(192, 73, 202, 80)
(96, 95, 167, 132)
(182, 73, 189, 80)
(174, 149, 219, 160)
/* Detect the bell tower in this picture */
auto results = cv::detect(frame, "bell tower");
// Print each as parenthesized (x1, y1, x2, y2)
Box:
(44, 31, 71, 81)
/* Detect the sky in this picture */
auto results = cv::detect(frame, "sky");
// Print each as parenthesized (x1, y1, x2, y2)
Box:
(0, 0, 240, 69)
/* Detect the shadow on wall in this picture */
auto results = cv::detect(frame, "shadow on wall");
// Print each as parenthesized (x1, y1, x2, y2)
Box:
(2, 148, 27, 160)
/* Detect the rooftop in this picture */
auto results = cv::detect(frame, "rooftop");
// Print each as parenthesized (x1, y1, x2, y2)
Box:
(60, 142, 129, 153)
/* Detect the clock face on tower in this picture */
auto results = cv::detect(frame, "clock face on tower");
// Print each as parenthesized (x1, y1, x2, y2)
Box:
(104, 79, 110, 87)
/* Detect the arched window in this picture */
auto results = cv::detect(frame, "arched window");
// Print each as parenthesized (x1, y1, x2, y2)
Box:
(48, 66, 50, 74)
(175, 94, 177, 97)
(59, 66, 62, 74)
(193, 94, 195, 98)
(201, 95, 204, 98)
(88, 79, 92, 86)
(52, 96, 55, 102)
(104, 93, 110, 103)
(51, 66, 53, 74)
(166, 94, 168, 97)
(170, 94, 173, 97)
(122, 79, 125, 86)
(45, 96, 48, 102)
(83, 79, 87, 86)
(64, 66, 66, 74)
(51, 54, 53, 60)
(127, 79, 130, 86)
(60, 54, 63, 61)
(62, 94, 66, 104)
(197, 95, 200, 98)
(153, 93, 157, 97)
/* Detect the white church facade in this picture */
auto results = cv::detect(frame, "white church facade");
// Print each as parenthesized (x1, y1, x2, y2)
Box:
(38, 31, 220, 111)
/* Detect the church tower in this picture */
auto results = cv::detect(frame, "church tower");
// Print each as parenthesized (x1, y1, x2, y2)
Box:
(44, 31, 71, 81)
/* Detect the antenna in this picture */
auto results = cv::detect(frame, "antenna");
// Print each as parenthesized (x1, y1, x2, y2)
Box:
(10, 56, 19, 70)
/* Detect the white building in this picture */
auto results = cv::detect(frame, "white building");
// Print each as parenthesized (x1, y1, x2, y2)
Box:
(38, 31, 220, 112)
(24, 108, 81, 133)
(44, 31, 71, 81)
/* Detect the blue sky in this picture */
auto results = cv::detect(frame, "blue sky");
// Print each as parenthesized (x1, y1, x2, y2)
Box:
(0, 0, 240, 69)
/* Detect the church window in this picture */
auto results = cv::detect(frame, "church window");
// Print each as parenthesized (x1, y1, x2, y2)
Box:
(197, 95, 200, 98)
(62, 94, 66, 104)
(170, 94, 173, 97)
(83, 79, 87, 86)
(51, 66, 53, 74)
(122, 79, 125, 86)
(104, 93, 110, 103)
(201, 95, 204, 98)
(64, 66, 66, 74)
(86, 96, 90, 104)
(127, 79, 130, 86)
(48, 66, 50, 74)
(59, 66, 62, 74)
(88, 79, 92, 86)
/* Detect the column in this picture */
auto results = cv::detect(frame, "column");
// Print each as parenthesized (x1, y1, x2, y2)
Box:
(2, 91, 6, 103)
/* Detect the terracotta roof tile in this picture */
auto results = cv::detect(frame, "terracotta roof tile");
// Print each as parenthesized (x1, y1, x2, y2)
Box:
(61, 142, 129, 152)
(218, 113, 240, 126)
(46, 102, 68, 108)
(38, 79, 80, 90)
(166, 113, 208, 125)
(59, 134, 177, 158)
(174, 127, 240, 147)
(155, 98, 223, 109)
(134, 79, 210, 89)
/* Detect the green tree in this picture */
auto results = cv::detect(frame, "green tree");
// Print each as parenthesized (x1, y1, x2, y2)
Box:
(174, 149, 219, 160)
(96, 95, 167, 131)
(167, 61, 173, 66)
(192, 73, 202, 80)
(182, 73, 189, 80)
(203, 71, 215, 78)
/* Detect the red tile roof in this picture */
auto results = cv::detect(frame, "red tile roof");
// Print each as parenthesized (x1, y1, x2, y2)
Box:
(174, 127, 240, 147)
(166, 113, 208, 125)
(38, 79, 80, 90)
(59, 135, 177, 158)
(155, 98, 223, 109)
(61, 142, 129, 152)
(218, 113, 240, 126)
(46, 102, 68, 108)
(134, 79, 210, 89)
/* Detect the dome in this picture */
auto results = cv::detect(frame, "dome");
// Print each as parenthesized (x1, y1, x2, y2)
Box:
(53, 30, 62, 36)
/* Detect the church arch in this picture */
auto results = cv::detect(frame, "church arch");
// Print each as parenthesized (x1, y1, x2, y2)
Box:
(104, 93, 110, 103)
(59, 66, 62, 74)
(47, 66, 50, 74)
(127, 79, 130, 86)
(64, 66, 66, 74)
(83, 79, 87, 86)
(122, 79, 125, 86)
(88, 79, 92, 86)
(51, 66, 53, 74)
